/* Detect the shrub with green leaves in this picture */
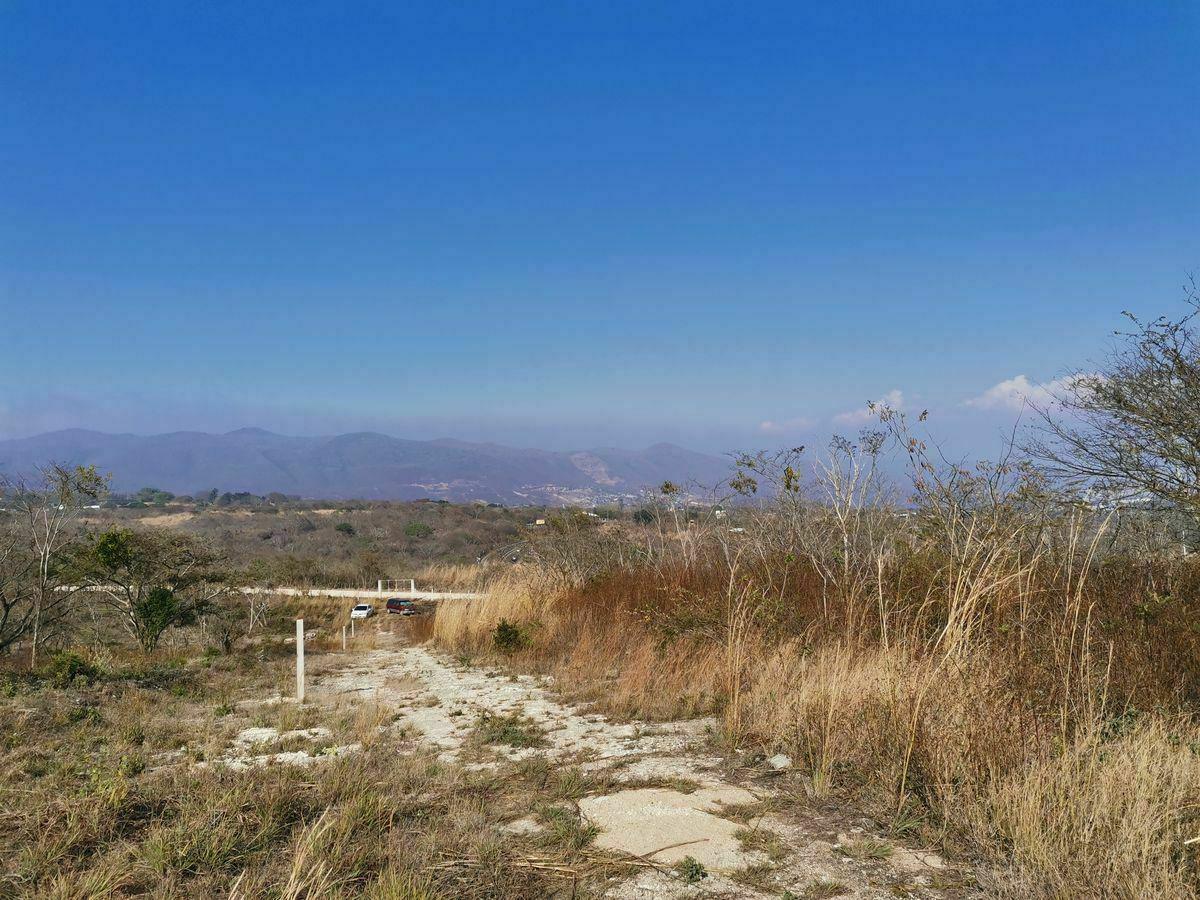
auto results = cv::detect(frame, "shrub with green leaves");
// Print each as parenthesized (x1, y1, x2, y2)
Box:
(45, 651, 100, 688)
(493, 618, 527, 654)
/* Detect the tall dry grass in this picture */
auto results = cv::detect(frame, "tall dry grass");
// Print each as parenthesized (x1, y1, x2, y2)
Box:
(432, 568, 557, 651)
(981, 718, 1200, 898)
(425, 433, 1200, 897)
(411, 562, 498, 592)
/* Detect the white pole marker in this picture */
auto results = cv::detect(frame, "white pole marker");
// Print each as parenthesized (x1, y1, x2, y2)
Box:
(296, 618, 305, 704)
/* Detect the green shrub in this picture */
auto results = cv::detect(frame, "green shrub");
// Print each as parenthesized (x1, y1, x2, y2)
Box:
(493, 618, 527, 654)
(334, 522, 356, 536)
(45, 651, 101, 688)
(404, 522, 434, 538)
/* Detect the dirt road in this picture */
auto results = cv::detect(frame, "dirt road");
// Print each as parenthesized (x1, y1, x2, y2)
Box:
(301, 628, 971, 898)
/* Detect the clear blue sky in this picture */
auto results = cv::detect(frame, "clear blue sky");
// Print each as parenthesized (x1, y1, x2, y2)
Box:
(2, 1, 1197, 454)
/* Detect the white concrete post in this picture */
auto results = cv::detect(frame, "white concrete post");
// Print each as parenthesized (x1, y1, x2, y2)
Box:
(296, 619, 305, 704)
(410, 578, 416, 594)
(377, 579, 384, 594)
(342, 624, 347, 651)
(350, 618, 355, 638)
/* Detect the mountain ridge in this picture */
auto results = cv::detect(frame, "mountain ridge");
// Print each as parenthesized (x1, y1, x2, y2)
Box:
(0, 428, 732, 504)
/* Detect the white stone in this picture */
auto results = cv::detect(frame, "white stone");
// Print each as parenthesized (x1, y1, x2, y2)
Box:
(578, 785, 760, 873)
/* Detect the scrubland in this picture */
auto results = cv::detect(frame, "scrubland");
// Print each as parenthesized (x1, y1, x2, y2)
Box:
(87, 500, 529, 589)
(432, 437, 1200, 899)
(5, 423, 1200, 897)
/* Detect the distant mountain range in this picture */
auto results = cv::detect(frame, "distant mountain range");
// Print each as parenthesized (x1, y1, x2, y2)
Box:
(0, 428, 733, 504)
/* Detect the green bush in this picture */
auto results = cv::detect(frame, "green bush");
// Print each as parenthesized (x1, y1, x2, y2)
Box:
(334, 522, 356, 536)
(45, 651, 101, 688)
(493, 618, 527, 654)
(404, 522, 434, 538)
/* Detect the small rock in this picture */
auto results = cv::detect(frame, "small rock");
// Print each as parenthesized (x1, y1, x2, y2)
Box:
(766, 753, 792, 770)
(891, 846, 946, 873)
(502, 817, 542, 835)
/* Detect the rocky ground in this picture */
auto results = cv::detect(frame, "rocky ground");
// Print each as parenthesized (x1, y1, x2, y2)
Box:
(212, 623, 980, 898)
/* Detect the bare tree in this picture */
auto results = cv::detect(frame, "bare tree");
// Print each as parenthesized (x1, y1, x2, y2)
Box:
(1030, 279, 1200, 514)
(0, 522, 37, 654)
(732, 434, 897, 634)
(1, 464, 106, 666)
(524, 509, 647, 585)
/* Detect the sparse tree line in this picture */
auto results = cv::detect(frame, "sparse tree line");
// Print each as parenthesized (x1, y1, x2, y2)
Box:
(0, 466, 232, 663)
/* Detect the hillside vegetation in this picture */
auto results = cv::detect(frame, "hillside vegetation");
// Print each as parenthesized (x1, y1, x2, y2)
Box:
(91, 499, 531, 589)
(432, 426, 1200, 898)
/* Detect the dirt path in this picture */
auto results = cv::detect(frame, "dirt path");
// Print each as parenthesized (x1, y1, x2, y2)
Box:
(305, 631, 973, 899)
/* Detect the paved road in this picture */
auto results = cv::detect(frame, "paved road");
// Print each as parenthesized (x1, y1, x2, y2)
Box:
(237, 585, 484, 602)
(64, 584, 484, 602)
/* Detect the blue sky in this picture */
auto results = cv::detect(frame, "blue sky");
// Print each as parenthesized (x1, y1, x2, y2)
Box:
(2, 2, 1197, 454)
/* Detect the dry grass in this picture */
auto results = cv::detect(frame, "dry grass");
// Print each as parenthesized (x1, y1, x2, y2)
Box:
(431, 569, 556, 651)
(426, 527, 1200, 897)
(433, 567, 723, 720)
(2, 745, 571, 897)
(410, 562, 498, 592)
(0, 617, 624, 898)
(979, 718, 1200, 898)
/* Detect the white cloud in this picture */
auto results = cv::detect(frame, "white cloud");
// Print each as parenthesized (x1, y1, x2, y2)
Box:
(832, 389, 904, 426)
(758, 416, 816, 434)
(964, 375, 1083, 412)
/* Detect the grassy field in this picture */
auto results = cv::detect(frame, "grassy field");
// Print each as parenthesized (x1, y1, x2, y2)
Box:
(0, 601, 650, 899)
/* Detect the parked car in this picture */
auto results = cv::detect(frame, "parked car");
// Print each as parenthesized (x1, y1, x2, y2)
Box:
(386, 598, 415, 614)
(350, 603, 375, 619)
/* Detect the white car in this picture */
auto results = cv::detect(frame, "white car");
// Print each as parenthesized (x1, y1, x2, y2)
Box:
(350, 603, 375, 619)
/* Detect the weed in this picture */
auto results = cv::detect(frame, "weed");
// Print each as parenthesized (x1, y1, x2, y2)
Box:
(732, 861, 778, 890)
(835, 837, 892, 861)
(799, 878, 848, 899)
(735, 826, 788, 862)
(120, 721, 146, 746)
(118, 754, 146, 777)
(64, 703, 102, 726)
(675, 855, 708, 883)
(471, 712, 546, 748)
(535, 804, 599, 852)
